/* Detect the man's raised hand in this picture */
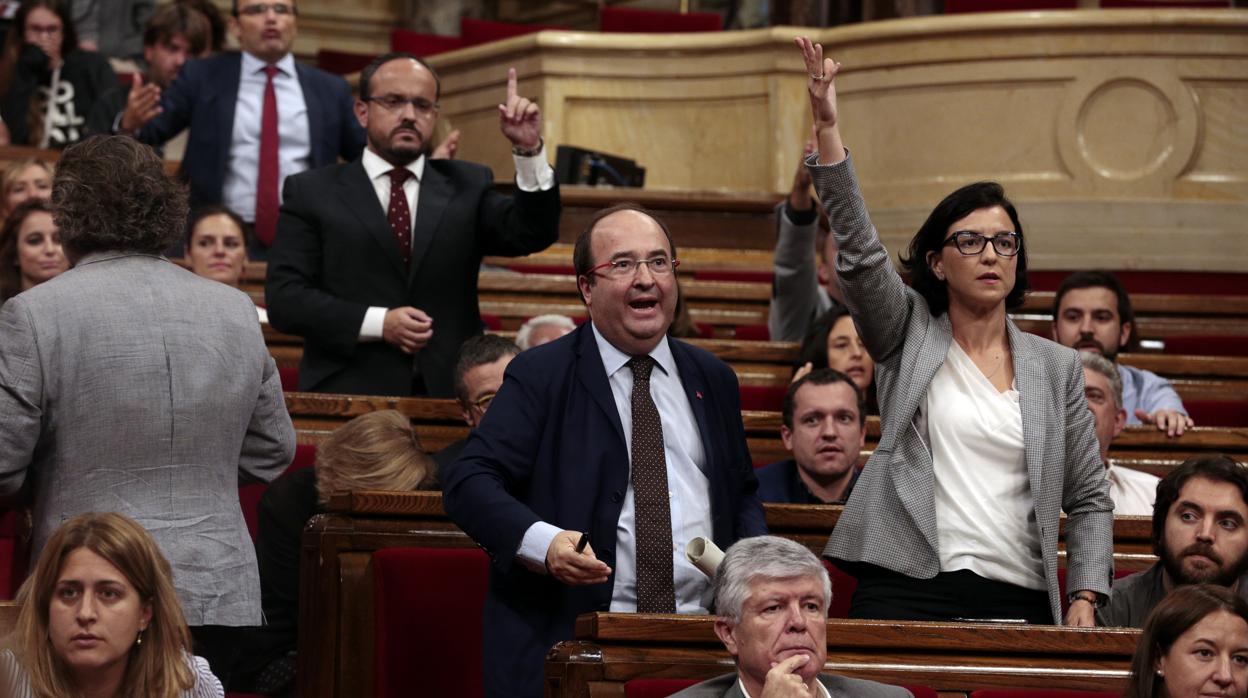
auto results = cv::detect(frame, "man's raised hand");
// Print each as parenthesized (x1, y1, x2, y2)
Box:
(760, 654, 817, 698)
(498, 67, 541, 151)
(119, 73, 164, 134)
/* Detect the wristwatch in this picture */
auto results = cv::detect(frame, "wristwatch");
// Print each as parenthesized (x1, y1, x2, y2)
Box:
(1067, 590, 1104, 608)
(512, 138, 543, 158)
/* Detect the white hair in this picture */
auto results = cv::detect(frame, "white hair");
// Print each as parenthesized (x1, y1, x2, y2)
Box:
(712, 535, 831, 625)
(515, 314, 577, 350)
(1081, 350, 1123, 410)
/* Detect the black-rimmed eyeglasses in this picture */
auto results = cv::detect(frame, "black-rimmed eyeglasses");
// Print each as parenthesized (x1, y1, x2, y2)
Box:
(365, 95, 439, 117)
(941, 231, 1021, 257)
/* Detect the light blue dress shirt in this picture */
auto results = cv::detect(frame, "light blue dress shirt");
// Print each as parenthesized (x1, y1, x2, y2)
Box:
(1120, 363, 1186, 425)
(517, 323, 715, 613)
(222, 52, 311, 223)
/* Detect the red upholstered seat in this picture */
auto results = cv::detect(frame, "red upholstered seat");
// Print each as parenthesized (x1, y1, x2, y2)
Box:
(480, 313, 503, 331)
(239, 444, 317, 542)
(970, 691, 1118, 698)
(600, 6, 723, 32)
(1185, 399, 1248, 427)
(1028, 271, 1248, 295)
(460, 17, 565, 46)
(277, 366, 298, 392)
(389, 28, 464, 56)
(822, 559, 859, 619)
(739, 385, 785, 412)
(734, 324, 770, 341)
(315, 49, 373, 75)
(1162, 335, 1248, 357)
(0, 509, 24, 599)
(373, 547, 490, 698)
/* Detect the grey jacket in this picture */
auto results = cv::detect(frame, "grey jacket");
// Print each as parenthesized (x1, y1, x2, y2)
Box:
(671, 672, 912, 697)
(0, 252, 295, 626)
(809, 154, 1114, 622)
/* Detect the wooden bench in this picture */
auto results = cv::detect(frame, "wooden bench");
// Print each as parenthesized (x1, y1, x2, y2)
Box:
(549, 613, 1139, 697)
(284, 392, 1248, 466)
(298, 492, 1152, 698)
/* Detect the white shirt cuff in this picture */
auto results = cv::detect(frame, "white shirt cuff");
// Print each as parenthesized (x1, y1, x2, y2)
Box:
(359, 306, 388, 341)
(514, 145, 555, 192)
(517, 520, 563, 573)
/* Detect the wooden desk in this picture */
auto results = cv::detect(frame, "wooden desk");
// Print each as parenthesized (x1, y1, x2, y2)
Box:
(549, 613, 1140, 697)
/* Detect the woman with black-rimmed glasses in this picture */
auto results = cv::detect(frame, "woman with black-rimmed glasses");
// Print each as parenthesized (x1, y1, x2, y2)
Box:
(794, 36, 1113, 627)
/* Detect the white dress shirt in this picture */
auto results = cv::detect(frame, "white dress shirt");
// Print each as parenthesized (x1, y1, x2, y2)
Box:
(221, 52, 311, 223)
(1107, 463, 1160, 517)
(356, 143, 556, 340)
(517, 324, 716, 614)
(924, 341, 1045, 591)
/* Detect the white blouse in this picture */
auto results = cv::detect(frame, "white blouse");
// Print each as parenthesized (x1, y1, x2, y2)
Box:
(923, 341, 1045, 591)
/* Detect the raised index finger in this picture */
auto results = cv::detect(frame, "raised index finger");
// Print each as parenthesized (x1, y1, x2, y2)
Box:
(506, 67, 518, 101)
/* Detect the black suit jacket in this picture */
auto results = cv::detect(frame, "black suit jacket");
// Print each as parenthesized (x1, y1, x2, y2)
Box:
(265, 157, 561, 396)
(135, 52, 364, 208)
(442, 325, 766, 697)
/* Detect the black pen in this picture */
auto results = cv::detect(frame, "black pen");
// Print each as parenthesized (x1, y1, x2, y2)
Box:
(574, 532, 590, 554)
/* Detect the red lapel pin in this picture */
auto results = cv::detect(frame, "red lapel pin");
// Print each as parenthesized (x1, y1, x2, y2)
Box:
(695, 391, 703, 400)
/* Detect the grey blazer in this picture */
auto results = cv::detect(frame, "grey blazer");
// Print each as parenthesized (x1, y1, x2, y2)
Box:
(671, 672, 912, 697)
(0, 253, 296, 626)
(808, 154, 1113, 622)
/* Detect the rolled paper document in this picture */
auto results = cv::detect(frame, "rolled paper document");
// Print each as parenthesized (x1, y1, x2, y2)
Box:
(686, 537, 724, 579)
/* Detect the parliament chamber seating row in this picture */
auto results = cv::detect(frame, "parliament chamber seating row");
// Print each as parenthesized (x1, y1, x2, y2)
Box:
(296, 490, 1146, 698)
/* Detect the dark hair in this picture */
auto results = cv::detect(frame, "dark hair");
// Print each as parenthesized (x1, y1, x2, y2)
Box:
(796, 305, 854, 371)
(1152, 454, 1248, 556)
(359, 51, 440, 102)
(53, 136, 189, 257)
(453, 334, 519, 407)
(177, 0, 225, 53)
(1053, 270, 1138, 352)
(1124, 584, 1248, 698)
(782, 367, 866, 429)
(572, 202, 677, 304)
(897, 181, 1029, 317)
(144, 2, 210, 56)
(12, 0, 78, 58)
(0, 197, 54, 301)
(185, 205, 251, 251)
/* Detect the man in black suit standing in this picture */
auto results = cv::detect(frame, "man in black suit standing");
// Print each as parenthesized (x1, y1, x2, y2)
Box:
(265, 52, 561, 397)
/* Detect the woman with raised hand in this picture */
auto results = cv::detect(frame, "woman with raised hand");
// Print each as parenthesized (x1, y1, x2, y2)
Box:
(795, 36, 1112, 626)
(0, 512, 224, 698)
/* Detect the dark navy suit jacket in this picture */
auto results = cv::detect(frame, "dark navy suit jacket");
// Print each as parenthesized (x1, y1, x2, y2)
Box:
(442, 325, 766, 698)
(135, 52, 364, 208)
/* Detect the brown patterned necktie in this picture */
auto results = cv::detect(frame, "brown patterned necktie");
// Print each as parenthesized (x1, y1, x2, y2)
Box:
(386, 168, 413, 268)
(628, 355, 677, 613)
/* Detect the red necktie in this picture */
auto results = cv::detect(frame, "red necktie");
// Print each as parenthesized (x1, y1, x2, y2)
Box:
(254, 65, 280, 247)
(387, 168, 413, 268)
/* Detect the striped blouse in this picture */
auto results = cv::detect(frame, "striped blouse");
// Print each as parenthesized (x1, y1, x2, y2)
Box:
(0, 649, 223, 697)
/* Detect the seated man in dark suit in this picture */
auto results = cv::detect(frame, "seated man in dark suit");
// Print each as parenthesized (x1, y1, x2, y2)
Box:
(1098, 454, 1248, 627)
(442, 203, 766, 698)
(433, 334, 520, 473)
(265, 52, 560, 397)
(674, 535, 911, 697)
(756, 368, 865, 505)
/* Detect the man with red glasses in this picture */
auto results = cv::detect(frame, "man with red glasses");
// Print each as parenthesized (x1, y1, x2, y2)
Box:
(444, 203, 766, 698)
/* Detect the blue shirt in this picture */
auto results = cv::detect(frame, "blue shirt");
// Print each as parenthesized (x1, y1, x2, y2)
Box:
(1119, 363, 1186, 425)
(756, 459, 859, 505)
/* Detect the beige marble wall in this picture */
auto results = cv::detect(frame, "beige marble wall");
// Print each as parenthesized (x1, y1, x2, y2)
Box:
(427, 10, 1248, 270)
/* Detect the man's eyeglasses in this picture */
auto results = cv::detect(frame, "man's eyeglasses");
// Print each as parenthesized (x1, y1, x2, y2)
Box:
(238, 3, 296, 16)
(469, 392, 496, 413)
(941, 231, 1021, 257)
(365, 95, 439, 117)
(587, 256, 679, 280)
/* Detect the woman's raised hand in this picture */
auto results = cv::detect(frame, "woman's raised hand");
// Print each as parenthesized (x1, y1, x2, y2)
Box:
(794, 37, 845, 165)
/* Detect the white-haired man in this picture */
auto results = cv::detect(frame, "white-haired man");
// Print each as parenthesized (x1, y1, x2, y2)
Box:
(516, 313, 576, 350)
(1080, 352, 1159, 516)
(674, 536, 911, 698)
